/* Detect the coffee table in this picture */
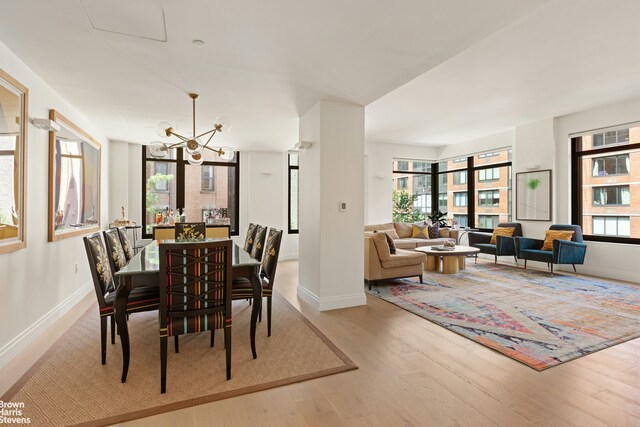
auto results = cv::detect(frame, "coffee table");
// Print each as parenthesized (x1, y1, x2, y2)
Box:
(415, 245, 480, 274)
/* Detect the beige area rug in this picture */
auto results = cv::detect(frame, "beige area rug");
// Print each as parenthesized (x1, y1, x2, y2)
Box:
(1, 292, 356, 426)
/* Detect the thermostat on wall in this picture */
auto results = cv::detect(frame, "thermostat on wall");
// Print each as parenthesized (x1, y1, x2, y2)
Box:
(339, 202, 347, 212)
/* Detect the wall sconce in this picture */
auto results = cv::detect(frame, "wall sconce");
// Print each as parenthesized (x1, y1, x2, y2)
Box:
(31, 118, 60, 132)
(294, 140, 313, 150)
(524, 164, 541, 170)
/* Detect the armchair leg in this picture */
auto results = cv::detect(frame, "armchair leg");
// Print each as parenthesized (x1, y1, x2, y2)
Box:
(418, 274, 423, 283)
(494, 254, 497, 264)
(550, 264, 554, 277)
(524, 259, 527, 270)
(474, 254, 478, 264)
(572, 264, 577, 274)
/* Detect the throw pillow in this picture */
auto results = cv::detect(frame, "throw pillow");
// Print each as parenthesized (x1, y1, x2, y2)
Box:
(371, 231, 391, 261)
(427, 223, 440, 239)
(541, 230, 574, 251)
(490, 226, 516, 245)
(411, 224, 429, 238)
(384, 232, 397, 254)
(378, 228, 399, 240)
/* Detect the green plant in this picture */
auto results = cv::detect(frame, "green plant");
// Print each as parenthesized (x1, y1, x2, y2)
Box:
(145, 173, 175, 217)
(427, 210, 448, 227)
(392, 190, 424, 223)
(527, 178, 541, 190)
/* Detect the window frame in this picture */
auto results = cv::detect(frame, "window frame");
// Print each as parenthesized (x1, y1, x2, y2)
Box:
(142, 147, 240, 238)
(288, 153, 299, 234)
(200, 165, 215, 192)
(571, 128, 640, 245)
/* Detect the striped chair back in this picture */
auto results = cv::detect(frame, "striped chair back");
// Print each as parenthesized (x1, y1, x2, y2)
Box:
(261, 228, 283, 283)
(83, 232, 115, 309)
(158, 240, 232, 337)
(175, 222, 206, 240)
(103, 228, 128, 273)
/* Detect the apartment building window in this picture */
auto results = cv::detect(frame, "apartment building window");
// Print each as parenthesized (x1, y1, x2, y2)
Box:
(438, 193, 448, 212)
(592, 185, 630, 206)
(478, 152, 499, 159)
(571, 122, 640, 243)
(453, 157, 466, 163)
(453, 191, 467, 207)
(592, 154, 629, 176)
(453, 214, 468, 228)
(154, 162, 169, 191)
(397, 177, 408, 190)
(478, 215, 499, 229)
(478, 167, 500, 182)
(288, 153, 299, 233)
(453, 170, 467, 185)
(593, 216, 630, 237)
(478, 190, 500, 207)
(201, 166, 215, 192)
(392, 159, 432, 221)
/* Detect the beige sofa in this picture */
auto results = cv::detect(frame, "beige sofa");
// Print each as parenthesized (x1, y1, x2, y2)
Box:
(364, 222, 458, 286)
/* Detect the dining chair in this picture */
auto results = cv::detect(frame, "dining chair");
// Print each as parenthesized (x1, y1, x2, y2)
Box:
(153, 227, 175, 240)
(103, 228, 128, 274)
(84, 232, 160, 365)
(206, 225, 230, 239)
(175, 222, 206, 240)
(250, 224, 267, 261)
(158, 239, 233, 393)
(232, 228, 283, 336)
(116, 226, 135, 262)
(243, 223, 258, 253)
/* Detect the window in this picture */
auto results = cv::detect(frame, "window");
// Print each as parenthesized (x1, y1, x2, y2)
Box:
(397, 177, 408, 190)
(478, 152, 499, 159)
(154, 162, 169, 191)
(453, 214, 468, 228)
(438, 193, 448, 212)
(201, 166, 215, 191)
(593, 216, 630, 236)
(592, 154, 629, 176)
(453, 171, 467, 185)
(478, 190, 500, 207)
(396, 160, 409, 171)
(288, 153, 299, 233)
(593, 129, 629, 147)
(453, 157, 466, 163)
(478, 215, 499, 229)
(571, 122, 640, 243)
(392, 159, 432, 221)
(454, 192, 467, 207)
(478, 167, 500, 182)
(592, 185, 630, 206)
(143, 147, 239, 237)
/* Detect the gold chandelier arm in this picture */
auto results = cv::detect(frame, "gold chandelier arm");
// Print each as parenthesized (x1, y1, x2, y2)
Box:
(195, 128, 216, 140)
(167, 132, 189, 145)
(203, 145, 223, 155)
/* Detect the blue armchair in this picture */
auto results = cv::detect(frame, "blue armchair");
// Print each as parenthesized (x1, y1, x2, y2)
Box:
(468, 222, 523, 264)
(515, 224, 587, 275)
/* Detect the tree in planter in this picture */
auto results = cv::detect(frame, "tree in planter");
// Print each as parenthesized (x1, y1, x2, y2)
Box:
(145, 173, 175, 232)
(427, 210, 448, 227)
(392, 190, 424, 223)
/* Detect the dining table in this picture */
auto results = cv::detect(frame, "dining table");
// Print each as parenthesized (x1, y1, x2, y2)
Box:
(114, 239, 262, 383)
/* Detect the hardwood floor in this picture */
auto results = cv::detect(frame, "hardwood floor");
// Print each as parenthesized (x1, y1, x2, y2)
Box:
(3, 260, 640, 426)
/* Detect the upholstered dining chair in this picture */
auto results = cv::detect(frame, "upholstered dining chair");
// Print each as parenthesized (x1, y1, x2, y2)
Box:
(243, 223, 258, 253)
(468, 222, 523, 264)
(232, 228, 283, 336)
(83, 232, 160, 365)
(205, 225, 230, 239)
(103, 228, 129, 274)
(158, 239, 233, 393)
(515, 224, 587, 275)
(250, 224, 268, 261)
(116, 226, 135, 262)
(174, 222, 206, 240)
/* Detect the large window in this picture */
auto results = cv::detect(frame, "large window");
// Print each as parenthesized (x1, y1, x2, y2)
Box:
(453, 171, 467, 185)
(143, 147, 239, 237)
(453, 192, 468, 207)
(478, 167, 500, 182)
(392, 160, 432, 222)
(571, 123, 640, 243)
(478, 215, 499, 229)
(478, 190, 500, 207)
(288, 153, 299, 233)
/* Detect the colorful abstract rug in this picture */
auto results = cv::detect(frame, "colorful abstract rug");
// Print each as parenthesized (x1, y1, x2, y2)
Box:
(367, 262, 640, 370)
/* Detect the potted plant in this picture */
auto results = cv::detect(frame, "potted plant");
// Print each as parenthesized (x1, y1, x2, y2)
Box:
(427, 210, 448, 227)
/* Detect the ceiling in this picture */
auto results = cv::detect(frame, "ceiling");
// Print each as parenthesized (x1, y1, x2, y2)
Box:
(4, 1, 637, 152)
(0, 0, 548, 151)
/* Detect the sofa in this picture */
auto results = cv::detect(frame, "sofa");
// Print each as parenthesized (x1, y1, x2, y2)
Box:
(364, 222, 458, 286)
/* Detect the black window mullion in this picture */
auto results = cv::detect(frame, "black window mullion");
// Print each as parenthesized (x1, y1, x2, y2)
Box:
(176, 148, 185, 210)
(467, 156, 475, 229)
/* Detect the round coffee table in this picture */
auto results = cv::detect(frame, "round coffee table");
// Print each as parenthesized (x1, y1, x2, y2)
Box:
(415, 245, 480, 274)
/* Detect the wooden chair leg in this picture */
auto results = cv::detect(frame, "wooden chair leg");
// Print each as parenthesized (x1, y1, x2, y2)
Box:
(419, 274, 423, 283)
(259, 304, 262, 323)
(100, 316, 107, 365)
(224, 326, 232, 380)
(572, 264, 577, 274)
(174, 335, 179, 353)
(110, 315, 116, 344)
(210, 330, 215, 348)
(267, 296, 272, 337)
(524, 259, 527, 269)
(160, 336, 168, 393)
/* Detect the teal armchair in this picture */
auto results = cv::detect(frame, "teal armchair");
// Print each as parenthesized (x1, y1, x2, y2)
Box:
(515, 224, 587, 275)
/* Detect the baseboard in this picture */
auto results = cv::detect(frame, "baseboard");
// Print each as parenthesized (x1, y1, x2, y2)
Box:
(279, 252, 298, 261)
(297, 285, 366, 311)
(0, 281, 92, 369)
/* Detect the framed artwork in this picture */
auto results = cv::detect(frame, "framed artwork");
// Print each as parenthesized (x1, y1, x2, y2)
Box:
(516, 169, 552, 221)
(48, 109, 101, 241)
(0, 68, 28, 254)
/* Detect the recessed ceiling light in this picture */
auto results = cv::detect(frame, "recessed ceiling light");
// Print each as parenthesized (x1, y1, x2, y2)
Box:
(192, 39, 205, 47)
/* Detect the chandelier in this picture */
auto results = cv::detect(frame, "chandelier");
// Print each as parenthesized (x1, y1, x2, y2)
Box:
(148, 93, 233, 165)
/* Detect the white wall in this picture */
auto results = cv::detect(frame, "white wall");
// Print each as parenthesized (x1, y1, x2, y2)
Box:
(0, 41, 110, 367)
(299, 100, 366, 311)
(555, 97, 640, 283)
(365, 141, 439, 224)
